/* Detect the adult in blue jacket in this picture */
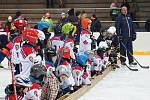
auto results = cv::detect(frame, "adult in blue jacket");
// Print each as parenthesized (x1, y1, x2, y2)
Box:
(115, 6, 136, 66)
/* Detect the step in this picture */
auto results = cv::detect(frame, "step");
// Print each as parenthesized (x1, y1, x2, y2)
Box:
(0, 0, 45, 4)
(64, 0, 132, 3)
(0, 4, 46, 9)
(65, 3, 110, 8)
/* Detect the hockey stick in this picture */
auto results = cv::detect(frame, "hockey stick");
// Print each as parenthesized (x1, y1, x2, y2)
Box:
(119, 55, 138, 71)
(10, 57, 18, 100)
(56, 34, 69, 67)
(124, 62, 138, 71)
(120, 42, 149, 69)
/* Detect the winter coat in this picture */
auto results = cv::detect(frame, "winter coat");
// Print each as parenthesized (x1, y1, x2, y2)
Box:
(91, 18, 101, 32)
(115, 14, 136, 39)
(40, 73, 59, 100)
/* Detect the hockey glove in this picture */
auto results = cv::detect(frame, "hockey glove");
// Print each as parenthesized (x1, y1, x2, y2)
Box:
(132, 34, 136, 41)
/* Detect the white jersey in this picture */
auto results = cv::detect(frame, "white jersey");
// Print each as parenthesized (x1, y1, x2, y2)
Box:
(20, 53, 36, 77)
(92, 56, 103, 72)
(11, 48, 22, 64)
(79, 33, 92, 53)
(22, 89, 41, 100)
(51, 39, 64, 52)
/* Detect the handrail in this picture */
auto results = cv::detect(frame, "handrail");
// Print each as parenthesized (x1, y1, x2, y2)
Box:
(0, 8, 121, 10)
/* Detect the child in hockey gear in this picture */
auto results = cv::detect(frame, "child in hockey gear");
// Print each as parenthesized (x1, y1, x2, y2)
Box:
(20, 45, 36, 77)
(106, 26, 120, 69)
(13, 19, 28, 31)
(56, 46, 75, 93)
(5, 75, 32, 100)
(30, 64, 47, 86)
(95, 41, 110, 73)
(92, 49, 104, 76)
(72, 65, 84, 87)
(109, 46, 120, 70)
(61, 22, 76, 36)
(56, 65, 73, 95)
(12, 42, 22, 75)
(76, 53, 91, 85)
(79, 30, 92, 53)
(22, 29, 39, 45)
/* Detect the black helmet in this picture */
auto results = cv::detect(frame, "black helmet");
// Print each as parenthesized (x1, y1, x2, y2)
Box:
(5, 84, 14, 96)
(30, 64, 47, 79)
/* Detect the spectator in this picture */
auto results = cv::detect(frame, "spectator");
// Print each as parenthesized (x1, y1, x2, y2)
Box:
(41, 12, 53, 32)
(12, 11, 22, 21)
(110, 0, 120, 21)
(90, 14, 101, 32)
(145, 19, 150, 32)
(121, 0, 130, 12)
(81, 11, 92, 30)
(115, 6, 137, 66)
(60, 12, 67, 25)
(5, 16, 13, 32)
(67, 8, 81, 45)
(74, 10, 82, 45)
(130, 1, 139, 28)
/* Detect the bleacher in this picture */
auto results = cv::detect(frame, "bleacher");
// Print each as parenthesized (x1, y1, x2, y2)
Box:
(0, 0, 149, 28)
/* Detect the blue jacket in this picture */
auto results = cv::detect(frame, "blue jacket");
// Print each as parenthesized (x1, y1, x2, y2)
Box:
(115, 14, 136, 38)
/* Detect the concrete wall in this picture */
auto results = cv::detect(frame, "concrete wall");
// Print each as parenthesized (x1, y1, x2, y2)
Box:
(133, 32, 150, 52)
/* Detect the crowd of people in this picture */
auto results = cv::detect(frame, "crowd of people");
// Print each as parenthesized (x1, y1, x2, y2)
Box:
(0, 2, 138, 100)
(0, 8, 115, 99)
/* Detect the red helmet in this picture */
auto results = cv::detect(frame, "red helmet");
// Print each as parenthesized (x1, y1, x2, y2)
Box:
(59, 46, 70, 58)
(13, 36, 22, 43)
(22, 29, 39, 44)
(13, 19, 28, 30)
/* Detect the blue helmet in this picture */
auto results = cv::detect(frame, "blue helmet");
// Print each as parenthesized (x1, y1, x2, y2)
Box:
(37, 21, 50, 31)
(76, 53, 88, 66)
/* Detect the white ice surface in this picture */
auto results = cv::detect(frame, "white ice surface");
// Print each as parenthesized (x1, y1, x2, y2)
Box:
(0, 69, 11, 99)
(79, 56, 150, 100)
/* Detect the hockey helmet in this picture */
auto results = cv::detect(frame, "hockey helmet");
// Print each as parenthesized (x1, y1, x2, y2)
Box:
(62, 23, 74, 35)
(59, 46, 71, 58)
(15, 75, 32, 87)
(37, 21, 50, 31)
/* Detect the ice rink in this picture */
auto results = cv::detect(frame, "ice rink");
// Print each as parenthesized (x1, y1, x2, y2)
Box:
(79, 55, 150, 100)
(0, 56, 150, 100)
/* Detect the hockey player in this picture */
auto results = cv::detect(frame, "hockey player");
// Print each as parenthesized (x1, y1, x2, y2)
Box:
(11, 37, 22, 75)
(76, 53, 91, 85)
(56, 46, 75, 93)
(79, 30, 92, 53)
(5, 75, 32, 100)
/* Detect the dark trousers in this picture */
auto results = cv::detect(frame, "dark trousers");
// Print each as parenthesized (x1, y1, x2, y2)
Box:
(120, 38, 134, 64)
(14, 64, 21, 75)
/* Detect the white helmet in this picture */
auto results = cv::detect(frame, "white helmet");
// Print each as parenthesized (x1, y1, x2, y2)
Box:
(15, 75, 32, 87)
(98, 41, 109, 49)
(107, 26, 116, 35)
(24, 89, 41, 100)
